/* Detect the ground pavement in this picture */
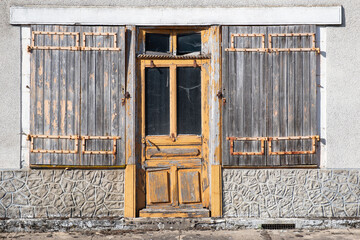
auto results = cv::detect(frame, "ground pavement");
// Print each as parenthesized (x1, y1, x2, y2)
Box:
(0, 229, 360, 239)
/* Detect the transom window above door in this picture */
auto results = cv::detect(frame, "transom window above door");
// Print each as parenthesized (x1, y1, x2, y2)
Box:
(138, 28, 207, 56)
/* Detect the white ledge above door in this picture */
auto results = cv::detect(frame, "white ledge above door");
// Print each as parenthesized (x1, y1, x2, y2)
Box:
(10, 6, 342, 26)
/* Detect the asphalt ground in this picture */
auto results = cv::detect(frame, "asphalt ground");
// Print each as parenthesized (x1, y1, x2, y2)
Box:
(0, 229, 360, 239)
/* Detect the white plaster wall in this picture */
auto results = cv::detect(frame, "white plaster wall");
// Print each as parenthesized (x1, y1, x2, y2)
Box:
(0, 0, 359, 169)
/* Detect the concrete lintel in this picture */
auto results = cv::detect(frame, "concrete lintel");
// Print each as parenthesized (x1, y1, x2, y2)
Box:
(10, 6, 342, 26)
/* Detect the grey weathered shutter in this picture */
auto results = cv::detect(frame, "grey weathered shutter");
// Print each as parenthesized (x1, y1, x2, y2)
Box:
(222, 25, 318, 167)
(80, 26, 126, 166)
(30, 25, 126, 166)
(30, 25, 81, 165)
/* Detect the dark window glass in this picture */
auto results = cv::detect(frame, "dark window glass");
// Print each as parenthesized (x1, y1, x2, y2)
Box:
(145, 68, 170, 135)
(177, 67, 201, 135)
(177, 33, 201, 55)
(145, 33, 170, 53)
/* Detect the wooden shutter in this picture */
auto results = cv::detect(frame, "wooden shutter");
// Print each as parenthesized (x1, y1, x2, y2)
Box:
(80, 26, 126, 166)
(30, 25, 126, 166)
(30, 25, 81, 165)
(222, 25, 318, 167)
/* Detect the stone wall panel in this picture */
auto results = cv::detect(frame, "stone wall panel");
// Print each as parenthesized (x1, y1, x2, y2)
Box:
(223, 169, 360, 218)
(0, 169, 124, 219)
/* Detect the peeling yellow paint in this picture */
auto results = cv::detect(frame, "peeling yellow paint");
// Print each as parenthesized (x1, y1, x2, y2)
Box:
(37, 101, 42, 116)
(38, 66, 43, 76)
(67, 100, 73, 112)
(60, 100, 66, 133)
(44, 100, 50, 125)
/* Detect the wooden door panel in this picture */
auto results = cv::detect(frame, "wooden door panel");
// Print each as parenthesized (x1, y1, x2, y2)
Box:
(145, 158, 201, 168)
(178, 169, 201, 204)
(146, 145, 201, 159)
(146, 170, 170, 204)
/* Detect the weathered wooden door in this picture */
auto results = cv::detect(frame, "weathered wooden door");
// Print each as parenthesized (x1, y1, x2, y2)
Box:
(139, 57, 210, 217)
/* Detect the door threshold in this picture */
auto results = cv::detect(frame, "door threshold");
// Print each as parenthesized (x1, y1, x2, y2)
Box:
(139, 208, 210, 218)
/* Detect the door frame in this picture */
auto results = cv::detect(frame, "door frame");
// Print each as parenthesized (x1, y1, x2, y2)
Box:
(124, 26, 222, 217)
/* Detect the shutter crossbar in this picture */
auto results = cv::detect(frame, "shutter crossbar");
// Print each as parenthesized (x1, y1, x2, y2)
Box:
(29, 31, 80, 51)
(225, 33, 267, 52)
(227, 137, 267, 156)
(82, 32, 121, 51)
(29, 135, 79, 154)
(269, 33, 320, 53)
(268, 135, 320, 155)
(81, 136, 121, 157)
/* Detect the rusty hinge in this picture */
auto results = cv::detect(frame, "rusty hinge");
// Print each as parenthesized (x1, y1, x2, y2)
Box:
(217, 90, 226, 104)
(121, 91, 131, 106)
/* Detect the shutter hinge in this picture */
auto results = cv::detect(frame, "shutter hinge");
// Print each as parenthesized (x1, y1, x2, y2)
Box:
(121, 91, 131, 106)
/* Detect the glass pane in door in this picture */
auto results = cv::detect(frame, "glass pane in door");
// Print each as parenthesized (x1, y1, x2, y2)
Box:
(145, 67, 170, 135)
(177, 33, 201, 55)
(145, 33, 170, 53)
(177, 67, 201, 135)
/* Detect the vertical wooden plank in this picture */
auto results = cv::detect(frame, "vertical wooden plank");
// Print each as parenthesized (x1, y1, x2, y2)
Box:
(211, 165, 222, 217)
(260, 26, 268, 162)
(278, 26, 288, 166)
(286, 25, 295, 165)
(50, 25, 60, 165)
(32, 25, 44, 164)
(294, 25, 304, 165)
(302, 25, 311, 165)
(102, 27, 110, 165)
(242, 26, 252, 166)
(30, 25, 36, 165)
(43, 25, 52, 164)
(95, 26, 105, 165)
(267, 26, 280, 166)
(125, 26, 137, 166)
(309, 25, 318, 165)
(73, 25, 81, 165)
(233, 26, 244, 166)
(221, 26, 230, 166)
(170, 166, 178, 206)
(59, 25, 68, 165)
(117, 26, 126, 166)
(81, 26, 91, 165)
(125, 164, 136, 217)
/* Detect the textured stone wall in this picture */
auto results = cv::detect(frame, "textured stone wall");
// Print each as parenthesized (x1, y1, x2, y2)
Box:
(223, 169, 360, 218)
(0, 169, 124, 219)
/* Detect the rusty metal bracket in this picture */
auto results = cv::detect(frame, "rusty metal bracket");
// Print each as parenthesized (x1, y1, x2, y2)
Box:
(268, 33, 320, 54)
(82, 32, 121, 51)
(217, 91, 226, 104)
(29, 31, 80, 51)
(268, 135, 320, 155)
(225, 34, 267, 52)
(227, 137, 268, 156)
(81, 136, 121, 157)
(121, 91, 131, 106)
(29, 135, 79, 154)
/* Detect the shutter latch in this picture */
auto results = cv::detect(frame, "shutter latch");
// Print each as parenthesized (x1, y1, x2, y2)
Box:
(121, 91, 131, 106)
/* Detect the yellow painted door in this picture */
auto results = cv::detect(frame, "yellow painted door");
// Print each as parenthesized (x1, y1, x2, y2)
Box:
(139, 59, 210, 217)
